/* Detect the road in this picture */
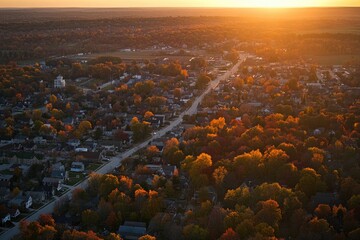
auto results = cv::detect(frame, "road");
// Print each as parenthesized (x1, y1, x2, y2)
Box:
(0, 54, 247, 240)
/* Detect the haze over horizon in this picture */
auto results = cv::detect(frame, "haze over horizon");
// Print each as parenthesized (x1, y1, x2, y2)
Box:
(1, 0, 360, 8)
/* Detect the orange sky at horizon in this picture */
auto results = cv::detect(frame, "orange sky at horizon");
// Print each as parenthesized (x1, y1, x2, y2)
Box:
(0, 0, 359, 8)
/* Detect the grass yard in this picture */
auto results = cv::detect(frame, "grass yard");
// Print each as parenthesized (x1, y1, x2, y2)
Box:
(66, 172, 85, 186)
(87, 163, 102, 171)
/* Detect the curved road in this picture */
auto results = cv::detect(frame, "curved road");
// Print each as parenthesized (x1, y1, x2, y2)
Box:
(1, 54, 247, 240)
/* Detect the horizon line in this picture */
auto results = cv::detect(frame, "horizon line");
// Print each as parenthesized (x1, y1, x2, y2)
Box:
(1, 6, 360, 9)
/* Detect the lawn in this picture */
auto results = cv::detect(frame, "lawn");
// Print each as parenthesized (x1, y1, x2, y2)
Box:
(87, 163, 102, 171)
(66, 172, 85, 186)
(12, 213, 28, 222)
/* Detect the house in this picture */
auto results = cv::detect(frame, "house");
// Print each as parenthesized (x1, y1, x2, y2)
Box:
(151, 141, 164, 152)
(8, 208, 20, 219)
(150, 114, 166, 128)
(118, 221, 147, 240)
(26, 191, 46, 204)
(67, 139, 80, 148)
(70, 162, 85, 172)
(8, 195, 32, 209)
(50, 163, 67, 181)
(13, 135, 27, 144)
(76, 151, 102, 163)
(0, 187, 10, 201)
(1, 211, 10, 225)
(0, 174, 12, 188)
(162, 165, 177, 177)
(54, 75, 66, 88)
(33, 136, 47, 145)
(43, 177, 63, 191)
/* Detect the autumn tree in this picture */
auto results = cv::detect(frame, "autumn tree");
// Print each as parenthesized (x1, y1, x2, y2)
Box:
(182, 153, 213, 189)
(163, 138, 184, 166)
(130, 117, 152, 142)
(296, 168, 327, 197)
(144, 111, 154, 120)
(196, 74, 211, 89)
(146, 145, 160, 160)
(138, 235, 156, 240)
(213, 166, 228, 186)
(219, 228, 240, 240)
(82, 209, 99, 230)
(77, 120, 92, 137)
(224, 186, 250, 208)
(255, 199, 282, 230)
(183, 224, 209, 240)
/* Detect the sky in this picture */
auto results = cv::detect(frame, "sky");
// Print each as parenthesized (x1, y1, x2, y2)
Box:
(0, 0, 359, 8)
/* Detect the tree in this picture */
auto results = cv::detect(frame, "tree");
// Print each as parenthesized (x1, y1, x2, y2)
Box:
(219, 228, 240, 240)
(213, 166, 228, 186)
(304, 217, 332, 239)
(348, 195, 360, 210)
(146, 96, 167, 110)
(183, 224, 209, 240)
(224, 187, 250, 208)
(71, 62, 84, 79)
(82, 209, 99, 230)
(97, 199, 113, 227)
(144, 111, 154, 119)
(19, 220, 57, 240)
(134, 80, 155, 97)
(296, 168, 327, 197)
(233, 150, 262, 180)
(315, 204, 332, 219)
(163, 138, 185, 166)
(138, 235, 156, 240)
(38, 214, 55, 227)
(255, 199, 282, 229)
(131, 117, 152, 142)
(185, 153, 213, 189)
(174, 88, 182, 99)
(32, 109, 43, 121)
(196, 74, 211, 89)
(62, 229, 102, 240)
(100, 174, 120, 197)
(262, 148, 290, 181)
(146, 145, 160, 160)
(207, 206, 227, 239)
(49, 94, 57, 104)
(105, 233, 123, 240)
(78, 120, 92, 134)
(210, 117, 226, 130)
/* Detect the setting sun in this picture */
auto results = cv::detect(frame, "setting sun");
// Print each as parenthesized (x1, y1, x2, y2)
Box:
(246, 0, 315, 8)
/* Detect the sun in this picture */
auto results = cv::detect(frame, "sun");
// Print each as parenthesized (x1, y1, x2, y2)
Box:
(238, 0, 314, 8)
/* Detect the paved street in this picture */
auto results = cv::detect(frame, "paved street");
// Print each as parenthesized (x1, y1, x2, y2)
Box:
(0, 54, 246, 240)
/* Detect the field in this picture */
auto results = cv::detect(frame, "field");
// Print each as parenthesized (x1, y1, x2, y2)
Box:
(1, 8, 360, 22)
(308, 54, 360, 66)
(71, 49, 209, 62)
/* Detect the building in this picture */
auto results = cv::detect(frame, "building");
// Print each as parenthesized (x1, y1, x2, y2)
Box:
(54, 75, 66, 88)
(8, 195, 32, 209)
(70, 162, 85, 172)
(118, 221, 147, 240)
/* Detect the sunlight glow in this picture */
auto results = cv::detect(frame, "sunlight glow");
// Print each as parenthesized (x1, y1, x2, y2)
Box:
(0, 0, 359, 8)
